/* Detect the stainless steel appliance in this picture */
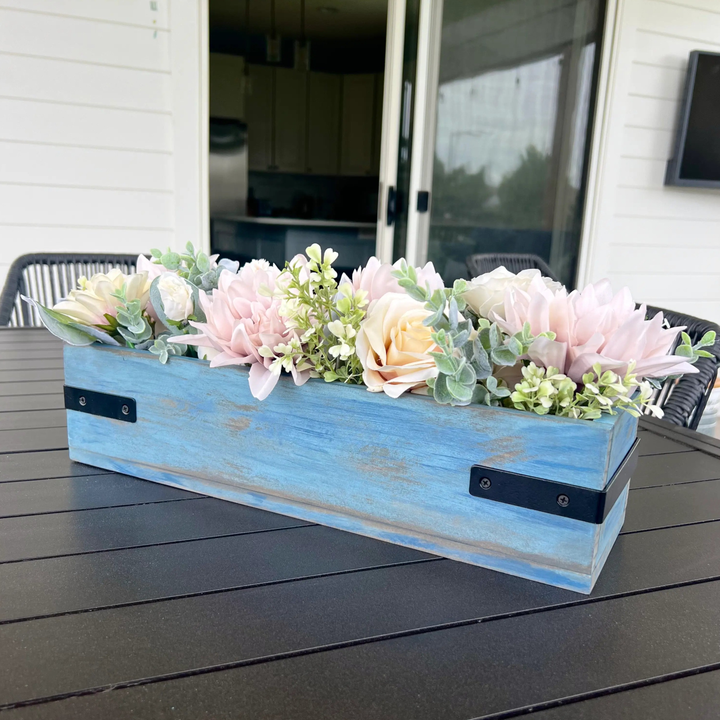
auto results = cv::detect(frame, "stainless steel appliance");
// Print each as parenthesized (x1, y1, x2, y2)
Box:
(209, 118, 248, 217)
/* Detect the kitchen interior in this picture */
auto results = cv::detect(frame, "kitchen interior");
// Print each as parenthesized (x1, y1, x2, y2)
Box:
(209, 0, 388, 276)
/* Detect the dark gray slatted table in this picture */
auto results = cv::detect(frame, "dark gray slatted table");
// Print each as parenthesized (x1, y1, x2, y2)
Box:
(2, 327, 720, 719)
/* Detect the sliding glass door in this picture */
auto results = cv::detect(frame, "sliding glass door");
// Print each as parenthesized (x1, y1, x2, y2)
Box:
(394, 0, 606, 286)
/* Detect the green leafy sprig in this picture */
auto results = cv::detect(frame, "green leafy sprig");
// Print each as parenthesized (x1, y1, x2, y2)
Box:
(260, 244, 368, 384)
(510, 362, 661, 420)
(150, 242, 239, 292)
(391, 262, 554, 407)
(111, 284, 153, 349)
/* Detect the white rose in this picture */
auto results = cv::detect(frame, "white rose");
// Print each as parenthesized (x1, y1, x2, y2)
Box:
(462, 266, 562, 319)
(157, 272, 194, 322)
(356, 292, 439, 398)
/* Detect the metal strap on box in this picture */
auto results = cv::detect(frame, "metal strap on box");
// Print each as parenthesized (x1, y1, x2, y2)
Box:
(469, 438, 640, 524)
(64, 386, 137, 423)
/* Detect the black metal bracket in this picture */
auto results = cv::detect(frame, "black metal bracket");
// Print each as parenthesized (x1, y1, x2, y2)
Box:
(469, 438, 640, 524)
(64, 386, 137, 423)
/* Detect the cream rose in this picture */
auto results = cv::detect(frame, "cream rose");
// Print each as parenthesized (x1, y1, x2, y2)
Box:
(462, 266, 562, 319)
(54, 269, 151, 326)
(356, 292, 439, 398)
(157, 272, 194, 322)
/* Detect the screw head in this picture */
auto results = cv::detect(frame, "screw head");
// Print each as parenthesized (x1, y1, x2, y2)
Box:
(121, 404, 130, 416)
(78, 396, 87, 407)
(479, 477, 492, 490)
(557, 494, 570, 508)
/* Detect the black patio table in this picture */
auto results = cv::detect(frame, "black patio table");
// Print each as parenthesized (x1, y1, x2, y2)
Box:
(1, 326, 720, 719)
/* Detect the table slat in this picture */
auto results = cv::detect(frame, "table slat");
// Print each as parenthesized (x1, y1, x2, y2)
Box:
(3, 517, 720, 706)
(0, 498, 312, 563)
(528, 669, 720, 719)
(0, 450, 105, 482)
(0, 525, 431, 624)
(636, 429, 694, 456)
(0, 410, 66, 431)
(631, 451, 720, 489)
(6, 580, 720, 719)
(0, 382, 64, 397)
(0, 474, 194, 518)
(0, 427, 68, 453)
(0, 369, 64, 383)
(624, 479, 720, 533)
(0, 395, 65, 413)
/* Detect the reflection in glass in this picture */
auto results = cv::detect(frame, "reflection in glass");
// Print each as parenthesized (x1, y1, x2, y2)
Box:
(427, 0, 603, 286)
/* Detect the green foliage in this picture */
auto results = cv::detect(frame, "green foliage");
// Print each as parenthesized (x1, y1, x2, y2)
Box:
(111, 285, 153, 349)
(20, 297, 106, 346)
(148, 335, 187, 364)
(392, 262, 554, 408)
(150, 242, 239, 292)
(20, 296, 124, 347)
(675, 330, 716, 363)
(260, 244, 368, 384)
(510, 362, 660, 421)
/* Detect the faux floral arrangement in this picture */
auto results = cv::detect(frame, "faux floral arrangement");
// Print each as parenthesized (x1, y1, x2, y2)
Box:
(26, 245, 715, 421)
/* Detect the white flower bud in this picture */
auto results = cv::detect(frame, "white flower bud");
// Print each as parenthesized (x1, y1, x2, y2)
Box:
(157, 272, 194, 322)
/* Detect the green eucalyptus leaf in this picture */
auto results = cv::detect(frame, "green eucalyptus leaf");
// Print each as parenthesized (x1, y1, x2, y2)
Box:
(67, 322, 120, 346)
(507, 336, 523, 357)
(433, 373, 453, 404)
(423, 305, 445, 329)
(446, 376, 473, 403)
(457, 362, 476, 386)
(21, 297, 97, 346)
(161, 251, 181, 270)
(196, 253, 211, 273)
(491, 346, 517, 366)
(448, 297, 459, 329)
(429, 351, 458, 376)
(479, 327, 492, 351)
(489, 323, 502, 348)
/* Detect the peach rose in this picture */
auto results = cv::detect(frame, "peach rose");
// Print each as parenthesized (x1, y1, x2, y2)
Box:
(356, 292, 439, 398)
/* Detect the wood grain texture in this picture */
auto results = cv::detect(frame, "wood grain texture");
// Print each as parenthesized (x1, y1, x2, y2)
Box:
(64, 346, 638, 593)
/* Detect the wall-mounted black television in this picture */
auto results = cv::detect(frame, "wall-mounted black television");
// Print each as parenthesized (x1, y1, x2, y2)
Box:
(666, 51, 720, 188)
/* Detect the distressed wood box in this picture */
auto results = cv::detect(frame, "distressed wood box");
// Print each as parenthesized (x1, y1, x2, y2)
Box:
(63, 344, 639, 594)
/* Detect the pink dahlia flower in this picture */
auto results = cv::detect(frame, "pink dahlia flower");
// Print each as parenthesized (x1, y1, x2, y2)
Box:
(174, 260, 308, 400)
(340, 257, 444, 304)
(491, 276, 697, 382)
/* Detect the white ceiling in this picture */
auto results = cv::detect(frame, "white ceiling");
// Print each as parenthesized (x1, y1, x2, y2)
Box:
(209, 0, 388, 40)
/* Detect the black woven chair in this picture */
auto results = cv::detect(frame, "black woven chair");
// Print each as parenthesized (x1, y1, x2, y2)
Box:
(644, 306, 720, 430)
(0, 253, 139, 327)
(466, 253, 559, 281)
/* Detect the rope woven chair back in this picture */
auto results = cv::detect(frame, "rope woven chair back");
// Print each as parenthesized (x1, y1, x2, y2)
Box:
(466, 253, 559, 281)
(643, 306, 720, 431)
(0, 253, 139, 327)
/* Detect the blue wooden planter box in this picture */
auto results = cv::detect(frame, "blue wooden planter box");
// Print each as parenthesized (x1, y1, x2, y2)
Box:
(63, 344, 639, 594)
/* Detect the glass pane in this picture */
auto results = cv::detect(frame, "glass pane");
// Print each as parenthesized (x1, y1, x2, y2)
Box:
(427, 0, 604, 286)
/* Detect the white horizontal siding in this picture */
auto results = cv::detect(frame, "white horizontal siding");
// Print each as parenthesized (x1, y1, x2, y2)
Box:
(0, 142, 173, 191)
(0, 54, 170, 111)
(0, 186, 174, 228)
(581, 0, 720, 324)
(0, 8, 170, 71)
(0, 97, 172, 152)
(0, 0, 179, 298)
(613, 216, 720, 247)
(0, 1, 169, 29)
